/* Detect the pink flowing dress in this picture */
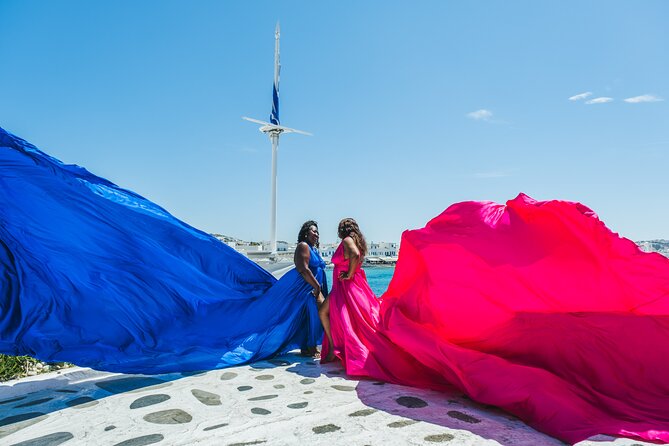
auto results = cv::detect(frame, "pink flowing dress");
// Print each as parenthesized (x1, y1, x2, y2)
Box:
(322, 193, 669, 444)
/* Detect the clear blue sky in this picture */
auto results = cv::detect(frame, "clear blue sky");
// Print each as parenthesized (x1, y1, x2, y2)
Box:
(1, 1, 667, 244)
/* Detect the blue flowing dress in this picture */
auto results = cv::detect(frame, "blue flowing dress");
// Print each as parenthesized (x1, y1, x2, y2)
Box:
(274, 245, 327, 350)
(0, 127, 319, 373)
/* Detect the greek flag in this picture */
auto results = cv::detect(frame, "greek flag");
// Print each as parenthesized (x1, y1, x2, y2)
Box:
(270, 80, 280, 125)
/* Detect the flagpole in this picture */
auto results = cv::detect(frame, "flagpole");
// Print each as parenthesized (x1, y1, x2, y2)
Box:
(268, 22, 281, 254)
(242, 23, 311, 257)
(269, 132, 278, 254)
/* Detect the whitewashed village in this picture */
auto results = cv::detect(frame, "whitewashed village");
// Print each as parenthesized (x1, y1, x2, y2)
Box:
(212, 234, 399, 266)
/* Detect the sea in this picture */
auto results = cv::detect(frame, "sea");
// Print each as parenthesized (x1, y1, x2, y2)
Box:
(325, 266, 395, 297)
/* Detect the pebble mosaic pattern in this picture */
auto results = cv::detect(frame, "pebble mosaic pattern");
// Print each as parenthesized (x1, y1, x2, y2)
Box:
(143, 409, 192, 424)
(287, 402, 308, 409)
(11, 431, 74, 445)
(396, 396, 428, 408)
(64, 396, 98, 409)
(15, 398, 54, 408)
(0, 396, 26, 404)
(0, 352, 657, 446)
(94, 377, 169, 394)
(202, 423, 228, 431)
(425, 433, 455, 442)
(190, 389, 221, 406)
(388, 420, 420, 428)
(349, 409, 377, 417)
(129, 394, 170, 409)
(113, 434, 164, 446)
(447, 410, 481, 424)
(312, 424, 341, 434)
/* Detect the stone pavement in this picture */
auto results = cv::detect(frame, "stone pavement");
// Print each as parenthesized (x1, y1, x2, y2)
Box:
(0, 353, 657, 446)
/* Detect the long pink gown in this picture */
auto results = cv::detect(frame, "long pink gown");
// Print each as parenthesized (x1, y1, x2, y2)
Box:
(322, 193, 669, 444)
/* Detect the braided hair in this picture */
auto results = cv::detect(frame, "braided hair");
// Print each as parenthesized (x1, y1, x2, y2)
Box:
(337, 218, 367, 257)
(297, 220, 319, 247)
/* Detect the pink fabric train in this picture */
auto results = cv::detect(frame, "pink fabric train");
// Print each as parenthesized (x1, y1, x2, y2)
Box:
(326, 193, 669, 444)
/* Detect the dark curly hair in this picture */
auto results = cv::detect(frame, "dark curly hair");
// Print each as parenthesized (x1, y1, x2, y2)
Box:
(337, 218, 367, 257)
(297, 220, 319, 247)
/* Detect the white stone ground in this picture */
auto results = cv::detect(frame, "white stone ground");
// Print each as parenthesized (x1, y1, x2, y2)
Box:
(0, 353, 659, 446)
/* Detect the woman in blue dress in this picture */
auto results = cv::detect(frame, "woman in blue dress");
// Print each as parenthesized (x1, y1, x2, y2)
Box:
(291, 220, 328, 356)
(213, 220, 327, 358)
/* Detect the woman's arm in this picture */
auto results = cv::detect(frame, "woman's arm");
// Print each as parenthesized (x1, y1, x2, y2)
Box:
(339, 237, 360, 281)
(294, 242, 321, 297)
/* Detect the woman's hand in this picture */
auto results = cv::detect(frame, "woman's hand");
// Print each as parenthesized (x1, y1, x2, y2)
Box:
(338, 271, 351, 281)
(312, 285, 321, 298)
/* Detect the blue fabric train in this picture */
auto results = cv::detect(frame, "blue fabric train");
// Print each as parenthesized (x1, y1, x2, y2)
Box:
(0, 127, 318, 373)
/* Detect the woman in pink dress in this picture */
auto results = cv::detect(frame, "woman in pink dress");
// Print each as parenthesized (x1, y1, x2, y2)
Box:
(319, 218, 442, 386)
(319, 218, 373, 365)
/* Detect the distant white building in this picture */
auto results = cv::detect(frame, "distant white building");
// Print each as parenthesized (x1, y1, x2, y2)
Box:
(276, 241, 292, 252)
(234, 243, 264, 255)
(319, 241, 398, 264)
(368, 242, 399, 257)
(319, 243, 338, 260)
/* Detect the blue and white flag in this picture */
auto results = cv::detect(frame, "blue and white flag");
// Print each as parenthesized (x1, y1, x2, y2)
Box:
(270, 80, 280, 125)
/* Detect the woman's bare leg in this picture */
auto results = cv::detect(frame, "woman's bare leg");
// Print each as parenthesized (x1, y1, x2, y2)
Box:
(319, 297, 335, 362)
(301, 293, 327, 357)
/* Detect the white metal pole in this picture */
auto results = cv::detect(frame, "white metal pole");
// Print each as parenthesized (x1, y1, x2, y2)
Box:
(269, 132, 278, 253)
(274, 24, 280, 91)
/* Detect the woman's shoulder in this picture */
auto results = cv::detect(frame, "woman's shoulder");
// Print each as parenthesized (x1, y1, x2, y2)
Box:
(341, 236, 361, 257)
(294, 241, 311, 253)
(341, 236, 355, 247)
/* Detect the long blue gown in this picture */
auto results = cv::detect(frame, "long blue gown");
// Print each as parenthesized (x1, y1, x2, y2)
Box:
(275, 245, 327, 350)
(0, 127, 320, 373)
